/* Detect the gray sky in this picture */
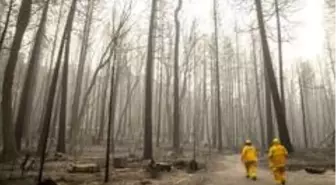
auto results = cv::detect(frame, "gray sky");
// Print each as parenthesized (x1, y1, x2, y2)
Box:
(96, 0, 326, 71)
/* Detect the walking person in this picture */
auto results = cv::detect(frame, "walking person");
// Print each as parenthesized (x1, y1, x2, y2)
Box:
(268, 138, 288, 185)
(241, 139, 258, 180)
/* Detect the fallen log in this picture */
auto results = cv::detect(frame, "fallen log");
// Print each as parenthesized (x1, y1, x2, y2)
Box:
(304, 167, 327, 174)
(67, 163, 100, 173)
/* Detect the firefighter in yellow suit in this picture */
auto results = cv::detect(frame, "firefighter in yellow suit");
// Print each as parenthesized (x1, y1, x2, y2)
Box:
(268, 138, 288, 185)
(241, 140, 258, 180)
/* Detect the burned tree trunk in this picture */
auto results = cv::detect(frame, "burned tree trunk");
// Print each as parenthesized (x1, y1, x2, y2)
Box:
(15, 0, 50, 151)
(69, 0, 94, 144)
(156, 62, 163, 147)
(57, 22, 73, 154)
(173, 0, 182, 153)
(213, 0, 223, 151)
(275, 0, 286, 107)
(1, 0, 32, 161)
(254, 0, 293, 152)
(143, 0, 158, 159)
(263, 50, 274, 147)
(97, 65, 111, 144)
(104, 63, 116, 183)
(251, 33, 266, 149)
(298, 75, 308, 148)
(36, 0, 77, 168)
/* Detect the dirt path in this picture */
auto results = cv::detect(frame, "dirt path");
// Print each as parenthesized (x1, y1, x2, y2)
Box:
(202, 155, 335, 185)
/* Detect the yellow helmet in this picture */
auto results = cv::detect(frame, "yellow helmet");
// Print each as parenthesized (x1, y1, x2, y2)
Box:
(272, 138, 280, 144)
(245, 139, 252, 144)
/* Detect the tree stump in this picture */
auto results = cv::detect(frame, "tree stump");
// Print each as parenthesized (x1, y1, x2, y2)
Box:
(145, 159, 160, 178)
(113, 157, 127, 168)
(187, 159, 198, 173)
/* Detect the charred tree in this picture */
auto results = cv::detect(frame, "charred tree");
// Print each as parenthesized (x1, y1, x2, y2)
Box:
(104, 63, 116, 183)
(254, 0, 293, 152)
(97, 63, 112, 144)
(213, 0, 223, 152)
(251, 33, 266, 150)
(56, 19, 73, 153)
(261, 46, 274, 147)
(173, 0, 182, 153)
(36, 4, 77, 181)
(143, 0, 157, 159)
(298, 74, 308, 148)
(15, 0, 50, 151)
(156, 61, 163, 147)
(1, 0, 32, 161)
(69, 0, 94, 144)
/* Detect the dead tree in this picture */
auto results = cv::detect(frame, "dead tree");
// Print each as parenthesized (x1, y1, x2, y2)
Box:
(213, 0, 223, 151)
(15, 0, 50, 151)
(1, 0, 32, 161)
(251, 32, 266, 150)
(69, 0, 94, 144)
(37, 1, 78, 182)
(104, 63, 116, 183)
(254, 0, 293, 152)
(143, 0, 158, 159)
(173, 0, 182, 153)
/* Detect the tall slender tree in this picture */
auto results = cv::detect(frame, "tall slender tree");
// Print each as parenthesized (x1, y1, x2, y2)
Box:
(254, 0, 293, 152)
(37, 0, 77, 158)
(1, 0, 32, 161)
(56, 17, 74, 153)
(298, 67, 308, 148)
(69, 0, 94, 143)
(143, 0, 158, 159)
(274, 0, 288, 137)
(213, 0, 223, 151)
(15, 0, 51, 151)
(104, 63, 115, 183)
(173, 0, 182, 153)
(251, 32, 266, 150)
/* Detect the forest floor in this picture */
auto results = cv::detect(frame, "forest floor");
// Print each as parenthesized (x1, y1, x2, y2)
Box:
(0, 146, 334, 185)
(197, 154, 335, 185)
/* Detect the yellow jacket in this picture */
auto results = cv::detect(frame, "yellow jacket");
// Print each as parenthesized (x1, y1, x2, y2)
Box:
(268, 144, 288, 168)
(241, 145, 258, 162)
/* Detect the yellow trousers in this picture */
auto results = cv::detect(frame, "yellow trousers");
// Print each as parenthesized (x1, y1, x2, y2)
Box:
(244, 161, 257, 178)
(272, 166, 286, 184)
